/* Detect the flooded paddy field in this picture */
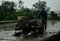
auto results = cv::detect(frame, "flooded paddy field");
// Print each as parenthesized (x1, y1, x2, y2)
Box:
(0, 20, 60, 41)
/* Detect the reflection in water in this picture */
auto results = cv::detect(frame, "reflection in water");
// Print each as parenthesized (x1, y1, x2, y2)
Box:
(50, 20, 57, 25)
(15, 35, 42, 41)
(15, 34, 25, 41)
(0, 21, 60, 41)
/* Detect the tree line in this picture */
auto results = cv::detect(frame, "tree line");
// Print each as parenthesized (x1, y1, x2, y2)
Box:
(0, 0, 59, 21)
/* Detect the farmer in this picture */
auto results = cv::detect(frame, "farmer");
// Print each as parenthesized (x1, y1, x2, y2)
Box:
(38, 8, 48, 34)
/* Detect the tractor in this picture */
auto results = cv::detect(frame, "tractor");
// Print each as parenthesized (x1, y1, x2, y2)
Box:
(13, 16, 44, 37)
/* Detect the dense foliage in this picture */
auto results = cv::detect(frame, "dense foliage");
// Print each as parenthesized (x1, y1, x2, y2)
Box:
(0, 0, 60, 21)
(0, 1, 16, 20)
(48, 11, 60, 20)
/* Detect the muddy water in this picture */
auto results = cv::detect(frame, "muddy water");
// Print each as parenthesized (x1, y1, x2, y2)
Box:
(0, 21, 60, 41)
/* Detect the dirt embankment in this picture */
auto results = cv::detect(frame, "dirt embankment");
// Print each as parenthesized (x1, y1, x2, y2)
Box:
(43, 32, 60, 41)
(0, 20, 17, 30)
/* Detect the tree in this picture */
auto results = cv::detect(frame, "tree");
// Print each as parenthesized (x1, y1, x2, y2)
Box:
(17, 8, 34, 19)
(33, 0, 50, 11)
(33, 1, 46, 10)
(18, 0, 24, 9)
(49, 11, 58, 20)
(2, 1, 16, 12)
(33, 0, 50, 19)
(0, 1, 17, 20)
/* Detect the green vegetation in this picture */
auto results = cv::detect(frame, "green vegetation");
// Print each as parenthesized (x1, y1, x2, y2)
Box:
(17, 8, 34, 19)
(0, 0, 60, 21)
(0, 1, 17, 20)
(48, 11, 60, 21)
